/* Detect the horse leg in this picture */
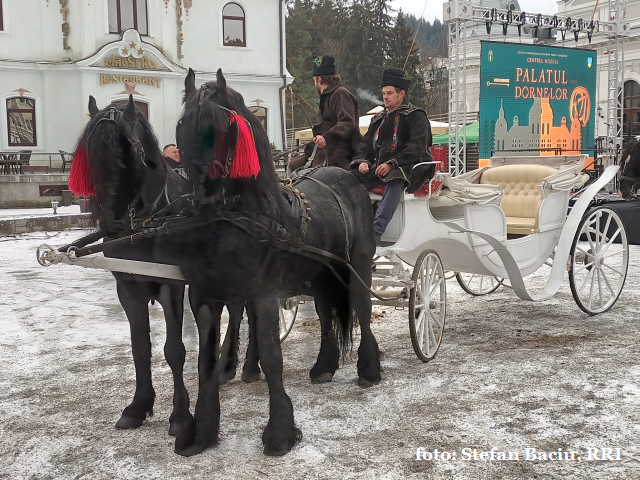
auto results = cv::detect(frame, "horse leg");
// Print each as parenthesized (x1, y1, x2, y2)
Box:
(219, 303, 243, 385)
(242, 303, 262, 383)
(309, 282, 341, 383)
(157, 282, 193, 436)
(351, 254, 381, 387)
(175, 291, 222, 457)
(114, 280, 156, 429)
(249, 294, 302, 456)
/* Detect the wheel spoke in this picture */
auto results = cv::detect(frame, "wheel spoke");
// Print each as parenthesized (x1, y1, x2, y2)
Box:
(600, 228, 622, 256)
(600, 268, 616, 297)
(573, 262, 595, 275)
(595, 212, 601, 250)
(588, 265, 596, 310)
(585, 222, 596, 253)
(422, 312, 430, 356)
(603, 248, 624, 260)
(428, 315, 437, 350)
(601, 214, 612, 250)
(602, 262, 624, 277)
(596, 266, 604, 309)
(429, 277, 443, 298)
(578, 267, 595, 296)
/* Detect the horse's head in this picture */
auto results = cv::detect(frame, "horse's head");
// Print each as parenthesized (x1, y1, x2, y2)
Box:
(70, 95, 162, 229)
(618, 140, 640, 200)
(178, 68, 265, 187)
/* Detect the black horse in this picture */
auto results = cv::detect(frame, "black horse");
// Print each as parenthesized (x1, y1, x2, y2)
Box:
(70, 96, 245, 436)
(618, 140, 640, 200)
(149, 68, 381, 456)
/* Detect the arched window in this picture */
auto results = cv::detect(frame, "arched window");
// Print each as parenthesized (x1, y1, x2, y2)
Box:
(108, 0, 148, 36)
(223, 3, 246, 47)
(623, 80, 640, 139)
(0, 1, 4, 31)
(249, 106, 267, 132)
(7, 97, 37, 146)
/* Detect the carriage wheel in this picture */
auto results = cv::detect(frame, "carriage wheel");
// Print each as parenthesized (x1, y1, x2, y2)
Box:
(569, 207, 629, 315)
(455, 272, 501, 296)
(279, 297, 299, 342)
(409, 250, 446, 362)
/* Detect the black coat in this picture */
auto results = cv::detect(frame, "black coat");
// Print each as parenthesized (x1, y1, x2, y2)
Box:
(351, 102, 432, 186)
(302, 81, 362, 170)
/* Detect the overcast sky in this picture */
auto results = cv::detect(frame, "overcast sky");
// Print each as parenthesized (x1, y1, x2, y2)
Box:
(393, 0, 561, 23)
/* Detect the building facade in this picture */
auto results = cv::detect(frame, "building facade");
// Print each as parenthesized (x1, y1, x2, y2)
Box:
(0, 0, 291, 155)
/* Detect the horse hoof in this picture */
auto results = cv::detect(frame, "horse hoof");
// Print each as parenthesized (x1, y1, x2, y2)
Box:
(262, 425, 302, 456)
(174, 443, 207, 457)
(219, 368, 237, 385)
(311, 372, 333, 384)
(242, 370, 261, 383)
(115, 415, 145, 429)
(168, 420, 190, 437)
(358, 377, 380, 388)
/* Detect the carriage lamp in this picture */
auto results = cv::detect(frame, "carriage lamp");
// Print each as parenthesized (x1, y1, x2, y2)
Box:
(51, 199, 59, 214)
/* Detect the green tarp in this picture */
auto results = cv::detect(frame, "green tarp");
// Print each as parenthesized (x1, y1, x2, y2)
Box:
(432, 121, 479, 145)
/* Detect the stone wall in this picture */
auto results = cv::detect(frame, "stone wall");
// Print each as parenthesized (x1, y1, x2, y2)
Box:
(0, 213, 92, 236)
(0, 174, 70, 208)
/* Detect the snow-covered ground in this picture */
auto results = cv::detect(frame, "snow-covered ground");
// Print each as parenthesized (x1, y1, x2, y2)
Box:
(0, 230, 638, 479)
(0, 205, 82, 219)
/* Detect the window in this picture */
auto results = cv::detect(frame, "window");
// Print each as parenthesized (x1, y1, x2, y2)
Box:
(7, 97, 37, 146)
(223, 3, 246, 47)
(623, 80, 640, 139)
(108, 0, 148, 36)
(249, 106, 267, 132)
(112, 100, 149, 119)
(0, 1, 4, 31)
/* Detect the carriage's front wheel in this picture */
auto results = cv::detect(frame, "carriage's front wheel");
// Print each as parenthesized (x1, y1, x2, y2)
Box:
(455, 272, 501, 295)
(409, 250, 446, 362)
(569, 207, 629, 315)
(278, 297, 299, 342)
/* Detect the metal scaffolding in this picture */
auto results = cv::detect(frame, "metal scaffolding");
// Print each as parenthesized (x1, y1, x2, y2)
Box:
(443, 0, 629, 174)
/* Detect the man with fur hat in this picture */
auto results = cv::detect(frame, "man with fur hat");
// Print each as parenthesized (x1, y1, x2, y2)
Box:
(287, 55, 362, 172)
(351, 68, 433, 245)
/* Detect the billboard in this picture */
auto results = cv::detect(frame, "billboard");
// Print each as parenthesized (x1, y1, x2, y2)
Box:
(478, 41, 597, 168)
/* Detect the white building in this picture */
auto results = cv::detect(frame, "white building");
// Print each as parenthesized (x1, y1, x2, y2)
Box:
(0, 0, 292, 155)
(557, 0, 640, 139)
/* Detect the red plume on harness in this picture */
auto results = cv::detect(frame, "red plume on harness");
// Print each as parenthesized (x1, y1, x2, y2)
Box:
(228, 113, 261, 180)
(68, 137, 96, 197)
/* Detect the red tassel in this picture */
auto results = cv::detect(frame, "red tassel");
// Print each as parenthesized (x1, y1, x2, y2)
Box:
(68, 142, 96, 196)
(229, 114, 261, 180)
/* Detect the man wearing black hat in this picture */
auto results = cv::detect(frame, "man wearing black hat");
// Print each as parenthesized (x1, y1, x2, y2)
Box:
(287, 55, 362, 172)
(351, 68, 433, 245)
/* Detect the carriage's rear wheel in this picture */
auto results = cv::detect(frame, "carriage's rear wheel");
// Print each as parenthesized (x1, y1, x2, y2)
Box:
(455, 273, 501, 295)
(278, 297, 299, 342)
(569, 207, 629, 315)
(409, 250, 446, 362)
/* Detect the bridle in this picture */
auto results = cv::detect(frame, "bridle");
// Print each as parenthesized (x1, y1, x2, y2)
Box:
(196, 84, 240, 178)
(86, 106, 147, 168)
(618, 151, 640, 195)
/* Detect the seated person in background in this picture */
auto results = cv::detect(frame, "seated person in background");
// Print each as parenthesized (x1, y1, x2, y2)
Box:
(287, 55, 361, 172)
(163, 144, 181, 169)
(351, 68, 432, 245)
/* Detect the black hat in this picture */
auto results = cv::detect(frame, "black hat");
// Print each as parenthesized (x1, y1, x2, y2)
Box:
(312, 55, 336, 76)
(381, 68, 410, 91)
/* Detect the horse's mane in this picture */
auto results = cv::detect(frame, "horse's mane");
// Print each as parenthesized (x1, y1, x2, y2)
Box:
(76, 101, 165, 223)
(620, 139, 640, 172)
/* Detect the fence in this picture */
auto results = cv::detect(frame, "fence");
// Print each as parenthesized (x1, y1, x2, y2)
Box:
(0, 151, 72, 175)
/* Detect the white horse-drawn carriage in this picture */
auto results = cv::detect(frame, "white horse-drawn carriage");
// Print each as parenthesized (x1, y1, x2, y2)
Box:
(279, 155, 629, 361)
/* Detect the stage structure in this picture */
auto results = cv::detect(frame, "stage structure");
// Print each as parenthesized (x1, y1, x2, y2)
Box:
(443, 0, 630, 175)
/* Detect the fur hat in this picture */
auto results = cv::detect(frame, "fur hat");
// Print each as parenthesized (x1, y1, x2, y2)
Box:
(381, 68, 410, 91)
(312, 55, 336, 76)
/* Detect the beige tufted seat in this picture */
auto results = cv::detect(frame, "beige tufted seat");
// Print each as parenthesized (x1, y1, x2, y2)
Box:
(479, 164, 558, 235)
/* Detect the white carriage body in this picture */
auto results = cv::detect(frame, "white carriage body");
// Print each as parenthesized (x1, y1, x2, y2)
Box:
(375, 155, 590, 280)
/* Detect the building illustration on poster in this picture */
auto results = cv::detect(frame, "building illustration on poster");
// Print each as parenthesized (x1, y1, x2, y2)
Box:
(479, 42, 596, 167)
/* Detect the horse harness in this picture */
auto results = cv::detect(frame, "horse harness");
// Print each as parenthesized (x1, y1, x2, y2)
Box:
(618, 153, 640, 194)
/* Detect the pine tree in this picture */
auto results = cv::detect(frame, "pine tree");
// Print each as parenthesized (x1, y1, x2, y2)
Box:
(387, 11, 428, 109)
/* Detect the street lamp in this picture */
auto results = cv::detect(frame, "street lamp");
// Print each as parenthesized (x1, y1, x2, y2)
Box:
(51, 199, 59, 214)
